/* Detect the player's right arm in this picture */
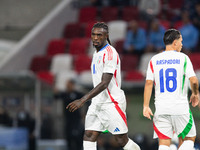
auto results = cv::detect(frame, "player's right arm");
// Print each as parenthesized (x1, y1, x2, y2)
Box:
(66, 73, 113, 112)
(143, 80, 154, 120)
(189, 76, 199, 107)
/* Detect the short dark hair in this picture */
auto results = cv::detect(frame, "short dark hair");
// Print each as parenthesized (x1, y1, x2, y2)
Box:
(163, 29, 181, 45)
(92, 22, 111, 45)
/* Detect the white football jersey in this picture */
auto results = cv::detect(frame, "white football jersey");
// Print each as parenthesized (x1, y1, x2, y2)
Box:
(146, 50, 196, 115)
(91, 44, 126, 104)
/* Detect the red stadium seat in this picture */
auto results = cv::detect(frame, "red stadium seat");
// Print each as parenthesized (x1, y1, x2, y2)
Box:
(122, 6, 139, 21)
(124, 70, 144, 81)
(173, 21, 183, 29)
(100, 7, 119, 22)
(168, 0, 183, 9)
(63, 23, 82, 39)
(114, 39, 124, 54)
(79, 7, 98, 23)
(68, 38, 89, 55)
(84, 21, 97, 38)
(37, 71, 54, 85)
(159, 20, 171, 29)
(189, 53, 200, 71)
(138, 21, 148, 30)
(121, 55, 139, 71)
(46, 39, 67, 56)
(74, 55, 92, 73)
(30, 55, 52, 73)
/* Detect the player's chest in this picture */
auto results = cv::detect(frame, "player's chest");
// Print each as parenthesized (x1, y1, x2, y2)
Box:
(92, 53, 104, 67)
(92, 53, 105, 74)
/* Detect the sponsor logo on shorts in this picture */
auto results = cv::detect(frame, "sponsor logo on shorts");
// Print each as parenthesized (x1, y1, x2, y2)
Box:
(114, 127, 120, 132)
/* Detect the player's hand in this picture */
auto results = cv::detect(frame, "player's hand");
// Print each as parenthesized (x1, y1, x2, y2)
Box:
(143, 106, 153, 120)
(190, 93, 200, 107)
(66, 99, 84, 112)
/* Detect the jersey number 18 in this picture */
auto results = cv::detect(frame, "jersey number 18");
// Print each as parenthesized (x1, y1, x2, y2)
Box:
(159, 68, 177, 93)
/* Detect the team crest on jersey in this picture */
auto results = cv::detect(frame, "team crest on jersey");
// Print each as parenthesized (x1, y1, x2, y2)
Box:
(97, 56, 102, 64)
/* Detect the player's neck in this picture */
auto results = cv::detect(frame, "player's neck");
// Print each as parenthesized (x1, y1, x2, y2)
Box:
(96, 43, 108, 52)
(165, 45, 177, 52)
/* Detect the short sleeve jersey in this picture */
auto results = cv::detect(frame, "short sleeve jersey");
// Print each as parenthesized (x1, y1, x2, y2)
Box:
(146, 51, 196, 115)
(91, 44, 126, 104)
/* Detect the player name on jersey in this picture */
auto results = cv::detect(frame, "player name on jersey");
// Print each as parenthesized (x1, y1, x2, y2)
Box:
(156, 59, 180, 65)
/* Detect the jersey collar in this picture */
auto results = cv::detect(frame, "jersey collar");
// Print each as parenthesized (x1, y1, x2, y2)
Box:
(99, 44, 109, 52)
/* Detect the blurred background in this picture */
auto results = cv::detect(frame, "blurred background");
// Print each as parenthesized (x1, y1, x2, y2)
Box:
(0, 0, 200, 149)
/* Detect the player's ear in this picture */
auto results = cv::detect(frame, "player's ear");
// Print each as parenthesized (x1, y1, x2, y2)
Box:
(173, 40, 177, 47)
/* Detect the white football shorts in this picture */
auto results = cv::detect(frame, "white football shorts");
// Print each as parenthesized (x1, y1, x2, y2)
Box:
(153, 110, 196, 139)
(85, 102, 128, 134)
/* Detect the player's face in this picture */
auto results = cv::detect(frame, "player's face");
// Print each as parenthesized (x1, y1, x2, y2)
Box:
(91, 28, 108, 50)
(176, 35, 183, 52)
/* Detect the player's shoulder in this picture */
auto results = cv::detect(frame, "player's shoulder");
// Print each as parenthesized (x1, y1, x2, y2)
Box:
(105, 44, 118, 55)
(152, 51, 188, 59)
(175, 52, 190, 61)
(150, 51, 163, 60)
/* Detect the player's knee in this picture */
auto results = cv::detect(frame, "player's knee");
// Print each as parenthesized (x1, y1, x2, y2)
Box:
(114, 134, 128, 147)
(184, 136, 196, 142)
(83, 130, 99, 142)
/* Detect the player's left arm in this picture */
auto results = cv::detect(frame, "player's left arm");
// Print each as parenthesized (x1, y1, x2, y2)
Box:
(186, 56, 200, 107)
(189, 76, 200, 107)
(143, 80, 154, 120)
(67, 73, 113, 112)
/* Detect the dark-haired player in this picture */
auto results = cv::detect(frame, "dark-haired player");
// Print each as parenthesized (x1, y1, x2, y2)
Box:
(143, 29, 199, 150)
(67, 22, 140, 150)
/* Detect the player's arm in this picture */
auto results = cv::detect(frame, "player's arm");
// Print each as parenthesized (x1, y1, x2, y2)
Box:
(143, 80, 154, 120)
(66, 73, 113, 112)
(189, 76, 199, 107)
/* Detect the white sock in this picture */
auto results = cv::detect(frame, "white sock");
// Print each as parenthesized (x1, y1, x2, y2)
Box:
(83, 141, 97, 150)
(123, 138, 140, 150)
(178, 140, 194, 150)
(158, 145, 170, 150)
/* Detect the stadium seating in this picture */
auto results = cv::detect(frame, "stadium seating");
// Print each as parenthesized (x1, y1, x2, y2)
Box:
(74, 55, 92, 73)
(173, 20, 183, 29)
(30, 55, 52, 73)
(100, 7, 119, 22)
(79, 7, 98, 23)
(121, 6, 139, 21)
(68, 38, 90, 55)
(138, 21, 148, 30)
(36, 71, 54, 85)
(159, 20, 171, 29)
(54, 71, 78, 91)
(114, 39, 124, 54)
(84, 21, 97, 38)
(121, 55, 139, 71)
(107, 20, 127, 43)
(63, 23, 83, 39)
(138, 52, 156, 76)
(189, 53, 200, 71)
(124, 70, 144, 81)
(79, 70, 93, 86)
(46, 39, 67, 56)
(168, 0, 184, 9)
(50, 54, 73, 75)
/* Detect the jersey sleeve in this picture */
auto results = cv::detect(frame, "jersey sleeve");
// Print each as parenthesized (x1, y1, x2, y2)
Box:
(103, 48, 117, 74)
(146, 59, 154, 81)
(186, 55, 196, 78)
